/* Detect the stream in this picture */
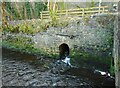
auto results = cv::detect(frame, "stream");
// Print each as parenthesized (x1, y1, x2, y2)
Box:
(2, 47, 115, 88)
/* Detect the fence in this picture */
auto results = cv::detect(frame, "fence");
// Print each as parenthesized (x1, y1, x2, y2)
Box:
(40, 6, 108, 20)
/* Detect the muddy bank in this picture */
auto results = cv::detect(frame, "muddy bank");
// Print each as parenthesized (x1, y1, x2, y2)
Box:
(2, 48, 115, 87)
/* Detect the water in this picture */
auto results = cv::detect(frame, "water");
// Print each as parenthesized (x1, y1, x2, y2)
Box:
(94, 70, 111, 77)
(62, 57, 71, 66)
(2, 47, 115, 87)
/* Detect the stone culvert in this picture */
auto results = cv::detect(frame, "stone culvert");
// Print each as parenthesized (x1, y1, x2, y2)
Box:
(33, 16, 114, 57)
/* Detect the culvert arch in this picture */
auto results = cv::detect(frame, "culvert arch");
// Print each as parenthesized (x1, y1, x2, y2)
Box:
(59, 43, 70, 59)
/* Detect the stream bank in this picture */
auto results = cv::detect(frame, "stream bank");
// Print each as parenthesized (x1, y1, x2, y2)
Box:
(2, 47, 115, 87)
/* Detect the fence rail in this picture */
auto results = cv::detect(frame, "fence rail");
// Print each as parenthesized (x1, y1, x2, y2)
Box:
(40, 6, 108, 20)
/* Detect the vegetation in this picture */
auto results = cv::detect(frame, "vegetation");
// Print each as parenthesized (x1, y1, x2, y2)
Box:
(109, 60, 115, 76)
(3, 23, 36, 34)
(2, 36, 58, 59)
(2, 16, 71, 34)
(2, 1, 116, 76)
(34, 2, 47, 18)
(3, 2, 47, 20)
(91, 0, 95, 7)
(70, 49, 115, 75)
(70, 48, 111, 65)
(48, 2, 58, 25)
(60, 2, 65, 14)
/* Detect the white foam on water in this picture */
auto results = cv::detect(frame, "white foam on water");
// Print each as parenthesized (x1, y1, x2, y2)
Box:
(62, 57, 71, 66)
(95, 70, 111, 76)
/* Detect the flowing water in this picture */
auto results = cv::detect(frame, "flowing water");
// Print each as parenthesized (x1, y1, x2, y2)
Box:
(2, 47, 115, 88)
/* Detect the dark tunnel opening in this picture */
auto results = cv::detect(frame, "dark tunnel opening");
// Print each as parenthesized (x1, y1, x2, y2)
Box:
(59, 43, 70, 60)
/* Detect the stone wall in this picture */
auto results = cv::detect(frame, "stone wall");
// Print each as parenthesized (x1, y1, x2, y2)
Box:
(33, 16, 114, 57)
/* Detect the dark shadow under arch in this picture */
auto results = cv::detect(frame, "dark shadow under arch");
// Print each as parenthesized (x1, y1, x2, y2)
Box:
(59, 43, 69, 59)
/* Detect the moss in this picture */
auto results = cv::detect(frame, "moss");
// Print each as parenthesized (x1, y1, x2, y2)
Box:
(109, 63, 115, 76)
(70, 48, 114, 74)
(2, 37, 58, 59)
(70, 49, 112, 69)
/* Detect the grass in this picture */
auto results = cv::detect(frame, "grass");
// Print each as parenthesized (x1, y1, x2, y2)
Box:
(2, 37, 58, 59)
(70, 49, 111, 65)
(69, 49, 114, 74)
(2, 18, 70, 34)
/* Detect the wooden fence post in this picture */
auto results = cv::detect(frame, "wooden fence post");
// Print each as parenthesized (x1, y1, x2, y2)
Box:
(41, 12, 42, 20)
(102, 7, 105, 13)
(66, 9, 68, 16)
(82, 8, 84, 17)
(99, 7, 101, 13)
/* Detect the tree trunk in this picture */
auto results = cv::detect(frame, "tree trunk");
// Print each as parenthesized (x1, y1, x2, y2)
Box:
(114, 2, 120, 88)
(117, 1, 120, 88)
